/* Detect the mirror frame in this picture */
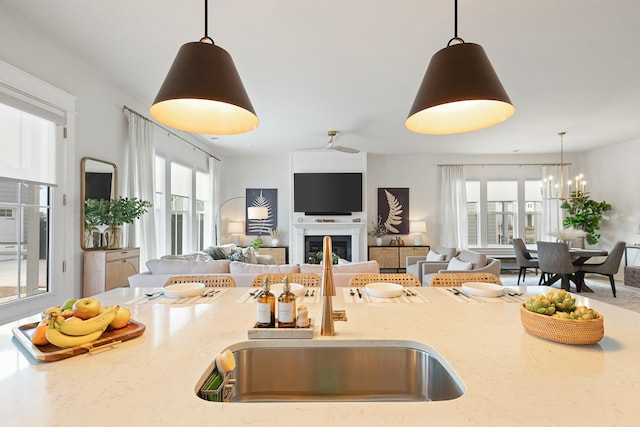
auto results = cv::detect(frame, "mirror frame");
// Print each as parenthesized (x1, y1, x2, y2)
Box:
(81, 157, 118, 250)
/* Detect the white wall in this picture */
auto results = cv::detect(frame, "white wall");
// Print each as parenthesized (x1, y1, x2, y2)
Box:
(581, 138, 640, 250)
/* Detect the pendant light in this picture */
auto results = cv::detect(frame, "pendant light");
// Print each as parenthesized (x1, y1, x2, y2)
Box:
(150, 0, 258, 135)
(406, 0, 514, 135)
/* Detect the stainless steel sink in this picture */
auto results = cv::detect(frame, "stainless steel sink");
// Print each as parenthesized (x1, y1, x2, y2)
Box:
(197, 340, 464, 402)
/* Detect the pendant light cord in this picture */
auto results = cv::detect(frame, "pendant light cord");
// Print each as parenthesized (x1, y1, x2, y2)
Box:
(200, 0, 214, 44)
(448, 0, 464, 46)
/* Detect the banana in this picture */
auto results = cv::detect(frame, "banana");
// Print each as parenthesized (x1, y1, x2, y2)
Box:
(46, 316, 107, 348)
(52, 305, 118, 336)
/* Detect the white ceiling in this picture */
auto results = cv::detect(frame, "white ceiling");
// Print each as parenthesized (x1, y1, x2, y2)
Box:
(3, 0, 639, 157)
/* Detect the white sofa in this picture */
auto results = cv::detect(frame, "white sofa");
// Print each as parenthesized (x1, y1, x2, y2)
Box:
(127, 257, 380, 288)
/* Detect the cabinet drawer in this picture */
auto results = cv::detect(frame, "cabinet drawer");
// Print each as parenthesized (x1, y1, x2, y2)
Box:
(106, 248, 140, 262)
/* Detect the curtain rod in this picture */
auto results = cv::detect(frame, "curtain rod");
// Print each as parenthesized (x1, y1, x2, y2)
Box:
(122, 105, 220, 161)
(437, 162, 572, 167)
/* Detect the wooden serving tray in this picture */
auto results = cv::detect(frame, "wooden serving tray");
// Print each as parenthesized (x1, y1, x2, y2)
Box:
(12, 319, 146, 362)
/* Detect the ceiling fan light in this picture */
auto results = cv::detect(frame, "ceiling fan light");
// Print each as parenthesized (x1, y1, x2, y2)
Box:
(150, 41, 259, 135)
(406, 42, 514, 135)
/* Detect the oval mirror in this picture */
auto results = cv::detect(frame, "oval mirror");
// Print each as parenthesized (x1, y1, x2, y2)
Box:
(81, 157, 117, 249)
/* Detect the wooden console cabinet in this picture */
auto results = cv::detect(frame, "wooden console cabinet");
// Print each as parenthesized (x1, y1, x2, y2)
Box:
(83, 248, 139, 297)
(257, 247, 288, 264)
(368, 245, 430, 271)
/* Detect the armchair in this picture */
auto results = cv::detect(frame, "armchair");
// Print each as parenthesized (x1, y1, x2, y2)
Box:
(406, 245, 458, 280)
(417, 249, 502, 286)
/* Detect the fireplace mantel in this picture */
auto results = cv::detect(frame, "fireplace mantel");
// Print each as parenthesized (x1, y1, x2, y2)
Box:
(291, 222, 366, 264)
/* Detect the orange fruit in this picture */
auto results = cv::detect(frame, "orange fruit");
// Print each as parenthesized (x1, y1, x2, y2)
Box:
(31, 324, 50, 346)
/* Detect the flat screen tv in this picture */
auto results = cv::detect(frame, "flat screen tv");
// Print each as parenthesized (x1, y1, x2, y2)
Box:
(294, 172, 363, 215)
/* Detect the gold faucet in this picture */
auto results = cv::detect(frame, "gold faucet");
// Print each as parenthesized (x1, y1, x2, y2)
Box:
(320, 236, 347, 336)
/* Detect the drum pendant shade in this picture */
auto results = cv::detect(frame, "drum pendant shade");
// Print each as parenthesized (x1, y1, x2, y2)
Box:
(406, 42, 514, 135)
(150, 41, 259, 135)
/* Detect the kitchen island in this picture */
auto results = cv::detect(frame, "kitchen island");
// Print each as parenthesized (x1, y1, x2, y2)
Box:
(1, 286, 640, 426)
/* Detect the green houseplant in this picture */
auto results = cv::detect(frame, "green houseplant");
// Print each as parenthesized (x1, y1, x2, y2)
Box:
(84, 197, 152, 248)
(561, 193, 612, 245)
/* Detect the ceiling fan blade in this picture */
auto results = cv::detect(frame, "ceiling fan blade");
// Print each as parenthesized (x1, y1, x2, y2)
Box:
(332, 145, 360, 154)
(297, 146, 328, 151)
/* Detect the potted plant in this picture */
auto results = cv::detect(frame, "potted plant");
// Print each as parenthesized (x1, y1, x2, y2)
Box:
(315, 251, 339, 265)
(268, 228, 280, 247)
(368, 216, 388, 246)
(85, 197, 152, 248)
(561, 193, 612, 246)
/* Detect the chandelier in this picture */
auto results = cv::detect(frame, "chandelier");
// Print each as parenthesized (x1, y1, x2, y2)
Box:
(541, 132, 586, 200)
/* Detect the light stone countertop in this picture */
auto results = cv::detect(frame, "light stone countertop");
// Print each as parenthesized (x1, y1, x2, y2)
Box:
(1, 286, 640, 426)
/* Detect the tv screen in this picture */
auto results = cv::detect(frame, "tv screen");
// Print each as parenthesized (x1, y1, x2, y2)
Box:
(294, 172, 363, 215)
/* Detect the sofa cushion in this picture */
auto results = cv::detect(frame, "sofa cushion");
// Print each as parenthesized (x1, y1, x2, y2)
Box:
(447, 257, 472, 271)
(300, 260, 379, 274)
(146, 258, 231, 274)
(229, 261, 300, 274)
(426, 251, 445, 261)
(457, 250, 487, 269)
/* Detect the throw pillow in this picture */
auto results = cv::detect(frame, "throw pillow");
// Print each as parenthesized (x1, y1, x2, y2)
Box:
(202, 246, 228, 260)
(426, 251, 445, 261)
(228, 249, 250, 263)
(447, 257, 472, 271)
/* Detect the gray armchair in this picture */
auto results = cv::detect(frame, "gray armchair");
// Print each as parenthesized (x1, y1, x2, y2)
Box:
(578, 241, 626, 297)
(406, 245, 458, 281)
(414, 249, 502, 286)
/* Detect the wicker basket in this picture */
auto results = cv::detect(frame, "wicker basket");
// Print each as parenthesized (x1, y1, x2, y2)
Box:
(519, 305, 604, 345)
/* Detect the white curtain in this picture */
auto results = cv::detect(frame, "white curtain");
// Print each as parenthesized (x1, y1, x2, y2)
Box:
(439, 165, 468, 249)
(124, 110, 157, 265)
(209, 157, 221, 246)
(540, 165, 568, 242)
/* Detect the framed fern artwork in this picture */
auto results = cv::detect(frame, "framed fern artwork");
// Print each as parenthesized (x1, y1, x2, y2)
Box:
(377, 188, 409, 234)
(246, 188, 277, 236)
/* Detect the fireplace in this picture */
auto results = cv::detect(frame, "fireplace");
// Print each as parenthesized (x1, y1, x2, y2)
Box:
(305, 235, 351, 263)
(291, 221, 366, 264)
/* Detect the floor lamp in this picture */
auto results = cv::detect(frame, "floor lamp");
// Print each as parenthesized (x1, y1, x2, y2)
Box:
(214, 196, 268, 245)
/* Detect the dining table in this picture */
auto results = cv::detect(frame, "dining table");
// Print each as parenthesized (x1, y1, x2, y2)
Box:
(529, 246, 608, 292)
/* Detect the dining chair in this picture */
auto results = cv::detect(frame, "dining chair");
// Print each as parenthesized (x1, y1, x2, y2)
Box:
(164, 275, 237, 287)
(348, 273, 421, 287)
(512, 238, 539, 285)
(429, 272, 502, 287)
(536, 241, 582, 292)
(577, 241, 626, 297)
(250, 273, 322, 287)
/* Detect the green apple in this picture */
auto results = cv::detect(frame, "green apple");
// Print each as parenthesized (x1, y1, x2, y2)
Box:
(72, 297, 101, 320)
(60, 298, 78, 311)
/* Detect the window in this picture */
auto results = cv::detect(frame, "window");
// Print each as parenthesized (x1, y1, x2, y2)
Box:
(0, 100, 56, 309)
(195, 171, 210, 250)
(154, 154, 211, 257)
(466, 181, 480, 246)
(0, 60, 74, 324)
(465, 178, 542, 248)
(170, 163, 191, 255)
(487, 181, 517, 246)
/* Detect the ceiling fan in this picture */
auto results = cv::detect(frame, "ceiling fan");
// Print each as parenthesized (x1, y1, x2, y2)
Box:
(299, 130, 360, 154)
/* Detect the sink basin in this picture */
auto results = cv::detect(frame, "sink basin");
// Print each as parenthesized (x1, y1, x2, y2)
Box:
(197, 340, 464, 402)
